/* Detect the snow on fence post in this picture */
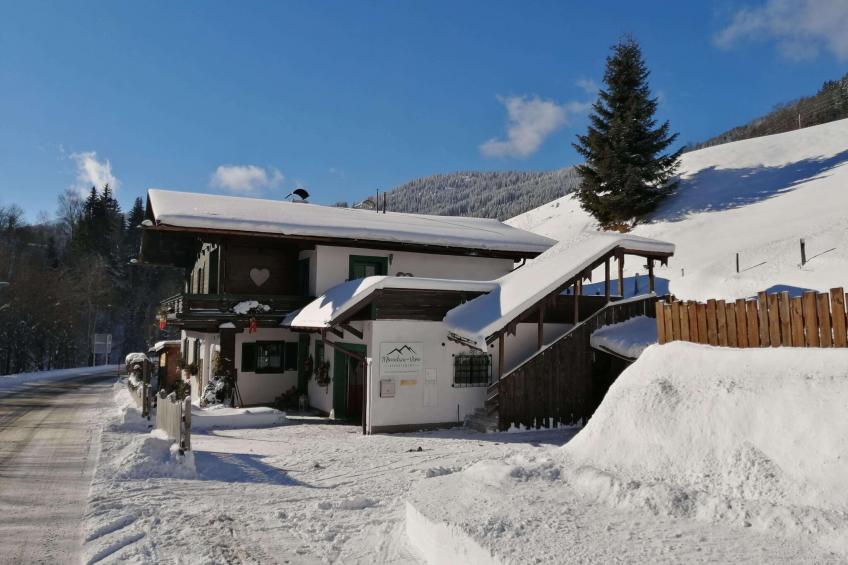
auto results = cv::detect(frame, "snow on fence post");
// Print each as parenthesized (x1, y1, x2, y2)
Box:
(656, 287, 848, 349)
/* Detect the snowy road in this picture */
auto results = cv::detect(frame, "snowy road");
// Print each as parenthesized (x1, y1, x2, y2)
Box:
(0, 371, 117, 564)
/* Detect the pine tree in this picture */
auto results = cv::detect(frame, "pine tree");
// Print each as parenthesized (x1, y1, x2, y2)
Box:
(573, 36, 681, 228)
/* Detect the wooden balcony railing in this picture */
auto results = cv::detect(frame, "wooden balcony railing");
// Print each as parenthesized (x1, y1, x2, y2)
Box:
(161, 293, 313, 321)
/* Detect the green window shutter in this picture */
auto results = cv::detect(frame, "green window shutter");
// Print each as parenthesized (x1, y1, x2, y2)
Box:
(241, 342, 256, 372)
(284, 342, 299, 371)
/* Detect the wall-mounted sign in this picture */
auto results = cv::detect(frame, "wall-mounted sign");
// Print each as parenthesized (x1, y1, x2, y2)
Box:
(379, 342, 423, 377)
(380, 379, 396, 398)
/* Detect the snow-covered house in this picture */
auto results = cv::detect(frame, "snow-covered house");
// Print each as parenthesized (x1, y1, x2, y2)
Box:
(140, 189, 674, 433)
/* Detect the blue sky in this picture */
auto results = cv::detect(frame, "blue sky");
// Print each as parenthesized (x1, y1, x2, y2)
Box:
(2, 0, 847, 220)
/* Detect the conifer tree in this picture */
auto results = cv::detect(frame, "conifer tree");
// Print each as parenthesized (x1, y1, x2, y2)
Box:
(573, 36, 681, 228)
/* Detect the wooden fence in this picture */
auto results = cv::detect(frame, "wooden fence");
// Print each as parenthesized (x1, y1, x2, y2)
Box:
(656, 287, 848, 348)
(495, 294, 659, 431)
(155, 391, 192, 451)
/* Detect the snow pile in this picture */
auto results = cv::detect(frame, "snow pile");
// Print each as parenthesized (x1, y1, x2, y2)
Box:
(108, 381, 150, 432)
(124, 352, 148, 366)
(563, 342, 848, 554)
(232, 300, 270, 315)
(507, 118, 848, 300)
(111, 429, 196, 480)
(589, 315, 657, 358)
(0, 364, 118, 392)
(190, 405, 286, 429)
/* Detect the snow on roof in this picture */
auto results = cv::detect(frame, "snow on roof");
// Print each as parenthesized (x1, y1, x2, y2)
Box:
(444, 233, 675, 347)
(283, 276, 497, 329)
(150, 340, 180, 352)
(147, 189, 555, 255)
(589, 315, 657, 359)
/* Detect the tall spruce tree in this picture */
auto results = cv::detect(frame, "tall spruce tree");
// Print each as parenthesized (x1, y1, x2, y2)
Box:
(574, 37, 681, 228)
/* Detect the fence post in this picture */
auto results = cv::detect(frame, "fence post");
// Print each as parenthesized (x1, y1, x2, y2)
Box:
(182, 396, 192, 452)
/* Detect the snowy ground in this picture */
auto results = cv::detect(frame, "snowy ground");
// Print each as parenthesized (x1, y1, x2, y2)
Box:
(408, 342, 848, 564)
(86, 355, 848, 564)
(507, 118, 848, 300)
(84, 382, 579, 563)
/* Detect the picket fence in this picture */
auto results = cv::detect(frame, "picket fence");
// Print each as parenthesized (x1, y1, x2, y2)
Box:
(656, 287, 848, 348)
(155, 391, 192, 451)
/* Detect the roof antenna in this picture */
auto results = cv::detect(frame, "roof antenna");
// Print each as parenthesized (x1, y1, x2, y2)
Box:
(285, 188, 310, 202)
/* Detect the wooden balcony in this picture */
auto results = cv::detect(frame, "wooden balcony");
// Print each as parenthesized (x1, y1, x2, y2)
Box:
(160, 293, 313, 329)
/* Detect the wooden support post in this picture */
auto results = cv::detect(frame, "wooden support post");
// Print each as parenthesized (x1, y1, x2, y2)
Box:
(604, 258, 610, 301)
(498, 333, 505, 379)
(800, 238, 806, 266)
(537, 303, 545, 350)
(573, 283, 579, 323)
(647, 259, 655, 293)
(617, 254, 624, 297)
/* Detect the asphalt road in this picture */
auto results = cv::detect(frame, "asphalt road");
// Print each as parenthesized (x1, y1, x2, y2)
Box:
(0, 372, 117, 564)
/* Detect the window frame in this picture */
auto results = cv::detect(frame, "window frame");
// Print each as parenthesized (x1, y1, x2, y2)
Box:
(453, 353, 492, 388)
(348, 255, 388, 280)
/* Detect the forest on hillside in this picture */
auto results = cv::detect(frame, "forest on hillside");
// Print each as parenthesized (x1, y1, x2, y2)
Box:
(688, 72, 848, 151)
(0, 188, 181, 375)
(382, 168, 581, 220)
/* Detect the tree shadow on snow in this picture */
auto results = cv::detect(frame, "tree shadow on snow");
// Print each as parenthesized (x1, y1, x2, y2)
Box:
(194, 451, 322, 487)
(652, 150, 848, 222)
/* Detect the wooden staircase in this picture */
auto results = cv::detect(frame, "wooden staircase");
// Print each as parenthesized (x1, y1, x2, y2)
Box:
(470, 294, 660, 432)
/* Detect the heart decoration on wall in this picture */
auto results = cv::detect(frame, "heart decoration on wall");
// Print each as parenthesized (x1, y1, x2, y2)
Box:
(249, 268, 270, 287)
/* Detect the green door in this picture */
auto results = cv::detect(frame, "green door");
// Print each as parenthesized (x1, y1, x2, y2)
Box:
(332, 344, 367, 422)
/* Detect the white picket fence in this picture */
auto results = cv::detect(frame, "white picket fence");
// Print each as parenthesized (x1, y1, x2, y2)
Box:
(155, 390, 192, 451)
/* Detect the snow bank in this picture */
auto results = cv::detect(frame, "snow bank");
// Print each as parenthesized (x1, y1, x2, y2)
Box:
(124, 352, 148, 366)
(589, 315, 657, 358)
(0, 364, 119, 392)
(564, 342, 848, 553)
(191, 405, 286, 430)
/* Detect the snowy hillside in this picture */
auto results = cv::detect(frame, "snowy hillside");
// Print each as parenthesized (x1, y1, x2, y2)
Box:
(507, 118, 848, 300)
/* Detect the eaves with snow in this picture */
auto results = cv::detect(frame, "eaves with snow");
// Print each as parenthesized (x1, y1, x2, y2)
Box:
(143, 189, 556, 258)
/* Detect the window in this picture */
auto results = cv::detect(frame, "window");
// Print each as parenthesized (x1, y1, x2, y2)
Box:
(349, 255, 388, 280)
(297, 258, 310, 296)
(241, 341, 298, 373)
(453, 354, 492, 387)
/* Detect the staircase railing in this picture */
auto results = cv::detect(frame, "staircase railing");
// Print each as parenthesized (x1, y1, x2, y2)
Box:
(493, 293, 660, 431)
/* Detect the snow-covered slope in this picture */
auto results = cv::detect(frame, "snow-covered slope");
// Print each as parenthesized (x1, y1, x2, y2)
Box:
(507, 118, 848, 300)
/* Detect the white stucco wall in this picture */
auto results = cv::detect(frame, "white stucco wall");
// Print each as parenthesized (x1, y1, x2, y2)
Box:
(311, 245, 515, 295)
(234, 327, 300, 406)
(367, 320, 491, 431)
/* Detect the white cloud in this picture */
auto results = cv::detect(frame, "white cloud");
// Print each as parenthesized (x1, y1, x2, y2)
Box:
(209, 165, 285, 193)
(576, 78, 599, 95)
(715, 0, 848, 60)
(70, 151, 119, 193)
(480, 95, 589, 158)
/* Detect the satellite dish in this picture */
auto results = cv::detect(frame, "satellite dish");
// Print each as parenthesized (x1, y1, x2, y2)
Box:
(285, 188, 310, 202)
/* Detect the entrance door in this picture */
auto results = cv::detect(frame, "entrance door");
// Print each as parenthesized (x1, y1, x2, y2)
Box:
(332, 344, 367, 423)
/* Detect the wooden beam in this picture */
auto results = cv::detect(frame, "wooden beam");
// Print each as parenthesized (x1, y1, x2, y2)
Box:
(617, 254, 624, 297)
(498, 333, 505, 379)
(340, 323, 363, 340)
(647, 259, 655, 292)
(604, 258, 610, 301)
(537, 302, 545, 350)
(327, 326, 344, 339)
(573, 283, 579, 323)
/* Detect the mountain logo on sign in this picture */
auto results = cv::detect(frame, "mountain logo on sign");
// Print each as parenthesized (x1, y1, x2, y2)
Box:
(385, 345, 417, 356)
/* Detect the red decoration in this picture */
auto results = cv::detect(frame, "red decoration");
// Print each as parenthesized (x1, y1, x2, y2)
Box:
(249, 318, 257, 334)
(159, 318, 166, 330)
